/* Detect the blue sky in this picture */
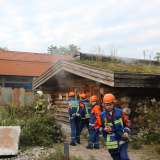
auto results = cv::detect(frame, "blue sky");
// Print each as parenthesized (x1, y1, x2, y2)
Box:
(0, 0, 160, 59)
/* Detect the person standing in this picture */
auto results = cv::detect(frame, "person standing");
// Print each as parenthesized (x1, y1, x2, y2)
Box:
(35, 90, 48, 113)
(101, 93, 131, 160)
(68, 91, 80, 146)
(79, 93, 90, 134)
(86, 95, 102, 149)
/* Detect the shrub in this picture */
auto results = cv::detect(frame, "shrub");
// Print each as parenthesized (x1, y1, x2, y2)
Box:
(130, 98, 160, 148)
(0, 105, 64, 146)
(20, 113, 64, 146)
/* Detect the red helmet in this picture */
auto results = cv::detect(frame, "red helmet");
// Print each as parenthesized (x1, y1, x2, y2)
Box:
(90, 95, 98, 103)
(79, 93, 87, 99)
(103, 93, 115, 103)
(69, 91, 75, 97)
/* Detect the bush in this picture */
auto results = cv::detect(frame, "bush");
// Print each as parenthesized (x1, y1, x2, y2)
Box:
(0, 105, 64, 146)
(20, 113, 64, 146)
(130, 97, 160, 148)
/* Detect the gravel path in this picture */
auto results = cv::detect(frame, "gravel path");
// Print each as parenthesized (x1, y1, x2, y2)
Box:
(69, 142, 160, 160)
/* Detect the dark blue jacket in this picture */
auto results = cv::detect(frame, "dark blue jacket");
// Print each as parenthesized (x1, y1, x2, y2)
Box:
(101, 107, 124, 141)
(79, 99, 90, 118)
(68, 97, 79, 117)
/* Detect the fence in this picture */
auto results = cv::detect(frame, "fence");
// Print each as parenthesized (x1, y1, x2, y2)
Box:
(0, 87, 34, 107)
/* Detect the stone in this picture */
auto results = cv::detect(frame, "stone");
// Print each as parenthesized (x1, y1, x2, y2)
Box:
(0, 126, 21, 156)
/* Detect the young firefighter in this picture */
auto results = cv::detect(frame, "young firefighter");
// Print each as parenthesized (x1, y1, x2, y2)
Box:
(101, 93, 131, 160)
(86, 95, 102, 149)
(35, 90, 48, 113)
(68, 91, 80, 146)
(79, 93, 90, 134)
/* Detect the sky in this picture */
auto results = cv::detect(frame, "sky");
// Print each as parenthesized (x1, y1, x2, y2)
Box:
(0, 0, 160, 59)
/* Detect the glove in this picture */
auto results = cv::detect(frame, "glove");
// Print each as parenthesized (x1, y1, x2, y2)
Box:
(76, 113, 80, 116)
(121, 132, 129, 141)
(89, 123, 95, 127)
(71, 113, 76, 117)
(123, 127, 131, 134)
(104, 126, 112, 133)
(85, 114, 90, 119)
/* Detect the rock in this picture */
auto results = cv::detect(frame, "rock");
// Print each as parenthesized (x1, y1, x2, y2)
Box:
(0, 126, 20, 156)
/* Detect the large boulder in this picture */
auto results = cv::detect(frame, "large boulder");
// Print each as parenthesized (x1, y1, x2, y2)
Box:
(0, 126, 20, 156)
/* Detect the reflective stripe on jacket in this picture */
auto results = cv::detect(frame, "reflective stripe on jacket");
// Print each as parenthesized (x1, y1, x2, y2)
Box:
(101, 107, 128, 149)
(106, 133, 118, 149)
(68, 98, 79, 117)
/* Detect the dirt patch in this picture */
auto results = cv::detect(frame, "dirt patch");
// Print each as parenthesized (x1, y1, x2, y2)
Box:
(69, 142, 160, 160)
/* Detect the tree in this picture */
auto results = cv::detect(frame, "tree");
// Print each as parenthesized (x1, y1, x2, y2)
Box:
(47, 44, 79, 55)
(68, 44, 80, 55)
(47, 45, 58, 54)
(154, 52, 160, 62)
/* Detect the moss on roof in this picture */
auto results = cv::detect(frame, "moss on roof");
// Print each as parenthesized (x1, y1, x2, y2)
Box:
(75, 59, 160, 74)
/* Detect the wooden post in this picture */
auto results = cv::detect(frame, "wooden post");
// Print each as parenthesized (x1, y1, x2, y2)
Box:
(64, 142, 69, 160)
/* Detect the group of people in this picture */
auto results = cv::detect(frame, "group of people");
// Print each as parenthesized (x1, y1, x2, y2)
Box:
(68, 91, 131, 160)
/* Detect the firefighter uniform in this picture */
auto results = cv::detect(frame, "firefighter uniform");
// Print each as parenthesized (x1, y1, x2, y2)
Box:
(79, 93, 90, 134)
(86, 95, 102, 149)
(35, 91, 48, 113)
(68, 92, 80, 146)
(101, 93, 130, 160)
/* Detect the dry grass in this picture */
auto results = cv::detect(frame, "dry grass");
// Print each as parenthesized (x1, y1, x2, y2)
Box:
(75, 59, 160, 74)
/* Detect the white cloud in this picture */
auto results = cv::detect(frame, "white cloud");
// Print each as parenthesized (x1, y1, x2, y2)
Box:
(0, 0, 160, 58)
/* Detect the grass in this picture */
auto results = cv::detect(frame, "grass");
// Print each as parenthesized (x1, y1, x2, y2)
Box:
(75, 59, 160, 74)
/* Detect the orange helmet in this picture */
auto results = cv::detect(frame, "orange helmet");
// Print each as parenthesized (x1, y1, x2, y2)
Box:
(69, 91, 75, 97)
(103, 93, 115, 103)
(79, 93, 87, 99)
(90, 95, 98, 103)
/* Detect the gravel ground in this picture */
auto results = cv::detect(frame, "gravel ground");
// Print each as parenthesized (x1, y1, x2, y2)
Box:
(0, 147, 55, 160)
(0, 143, 159, 160)
(69, 142, 160, 160)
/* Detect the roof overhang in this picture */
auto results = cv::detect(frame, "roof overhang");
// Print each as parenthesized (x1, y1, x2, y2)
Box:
(33, 60, 160, 90)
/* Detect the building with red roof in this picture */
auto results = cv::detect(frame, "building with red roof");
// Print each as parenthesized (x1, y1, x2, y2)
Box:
(0, 50, 72, 89)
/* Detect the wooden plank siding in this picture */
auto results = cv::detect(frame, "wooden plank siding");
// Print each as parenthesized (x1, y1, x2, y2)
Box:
(114, 72, 160, 88)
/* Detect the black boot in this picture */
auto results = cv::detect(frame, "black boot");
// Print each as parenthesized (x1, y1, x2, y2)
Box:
(94, 144, 100, 149)
(76, 137, 81, 144)
(86, 143, 94, 149)
(70, 142, 76, 146)
(77, 139, 81, 144)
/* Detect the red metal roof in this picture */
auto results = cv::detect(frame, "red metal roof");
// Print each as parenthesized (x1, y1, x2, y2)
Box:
(0, 50, 72, 76)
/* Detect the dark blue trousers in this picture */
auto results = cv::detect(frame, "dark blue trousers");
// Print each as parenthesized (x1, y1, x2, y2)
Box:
(70, 116, 80, 143)
(119, 142, 130, 160)
(80, 118, 89, 133)
(108, 142, 130, 160)
(88, 127, 100, 147)
(108, 148, 120, 160)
